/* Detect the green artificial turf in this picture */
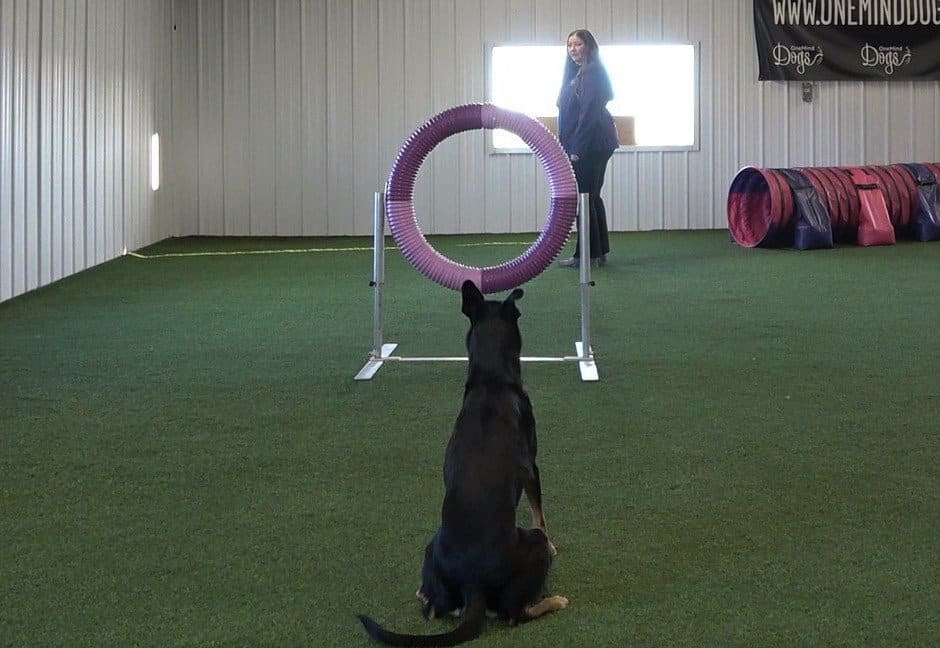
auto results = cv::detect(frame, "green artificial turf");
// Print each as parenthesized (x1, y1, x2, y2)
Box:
(1, 231, 938, 646)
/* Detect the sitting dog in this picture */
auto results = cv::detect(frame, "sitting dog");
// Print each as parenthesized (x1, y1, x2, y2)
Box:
(358, 280, 567, 646)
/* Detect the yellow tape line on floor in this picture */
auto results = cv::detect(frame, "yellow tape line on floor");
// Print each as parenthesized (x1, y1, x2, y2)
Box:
(128, 247, 382, 259)
(128, 241, 529, 259)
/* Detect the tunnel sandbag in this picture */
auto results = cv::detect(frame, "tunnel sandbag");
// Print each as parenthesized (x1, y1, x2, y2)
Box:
(848, 168, 896, 247)
(776, 168, 833, 250)
(900, 163, 940, 241)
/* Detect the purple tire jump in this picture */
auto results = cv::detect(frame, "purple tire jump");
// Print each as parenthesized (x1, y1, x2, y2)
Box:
(386, 104, 578, 293)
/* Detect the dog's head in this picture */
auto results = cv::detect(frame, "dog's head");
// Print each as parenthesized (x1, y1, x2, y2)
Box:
(461, 280, 524, 384)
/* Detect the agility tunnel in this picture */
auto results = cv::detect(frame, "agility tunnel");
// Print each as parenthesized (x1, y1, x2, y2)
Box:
(727, 163, 940, 249)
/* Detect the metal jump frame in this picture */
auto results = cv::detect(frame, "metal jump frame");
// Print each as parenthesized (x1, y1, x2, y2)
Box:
(355, 191, 598, 382)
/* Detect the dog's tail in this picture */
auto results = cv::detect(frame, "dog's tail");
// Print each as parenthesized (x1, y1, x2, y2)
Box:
(357, 589, 487, 647)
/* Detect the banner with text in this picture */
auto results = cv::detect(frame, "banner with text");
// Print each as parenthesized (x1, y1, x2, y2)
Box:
(754, 0, 940, 80)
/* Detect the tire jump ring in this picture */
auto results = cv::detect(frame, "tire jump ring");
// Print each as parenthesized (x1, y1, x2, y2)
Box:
(385, 104, 578, 293)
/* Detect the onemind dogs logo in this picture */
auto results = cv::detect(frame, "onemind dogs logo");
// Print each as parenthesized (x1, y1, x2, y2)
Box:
(860, 44, 912, 75)
(772, 43, 824, 74)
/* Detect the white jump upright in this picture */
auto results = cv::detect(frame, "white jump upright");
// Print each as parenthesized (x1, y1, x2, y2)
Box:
(354, 190, 599, 382)
(354, 191, 398, 381)
(575, 191, 598, 381)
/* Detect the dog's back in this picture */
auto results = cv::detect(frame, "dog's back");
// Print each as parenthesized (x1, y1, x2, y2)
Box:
(444, 383, 535, 534)
(444, 281, 534, 537)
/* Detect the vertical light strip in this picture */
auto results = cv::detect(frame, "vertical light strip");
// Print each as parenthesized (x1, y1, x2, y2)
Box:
(150, 132, 160, 190)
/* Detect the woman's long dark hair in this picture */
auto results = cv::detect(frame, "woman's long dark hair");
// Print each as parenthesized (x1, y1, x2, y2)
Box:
(557, 28, 613, 107)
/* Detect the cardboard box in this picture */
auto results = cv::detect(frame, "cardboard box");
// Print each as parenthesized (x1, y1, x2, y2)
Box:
(535, 115, 636, 147)
(535, 116, 558, 136)
(614, 116, 636, 146)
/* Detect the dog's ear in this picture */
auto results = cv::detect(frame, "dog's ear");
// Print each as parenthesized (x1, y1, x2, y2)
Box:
(502, 288, 524, 320)
(461, 280, 484, 321)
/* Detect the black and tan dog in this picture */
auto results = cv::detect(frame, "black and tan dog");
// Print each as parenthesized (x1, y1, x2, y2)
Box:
(358, 280, 567, 646)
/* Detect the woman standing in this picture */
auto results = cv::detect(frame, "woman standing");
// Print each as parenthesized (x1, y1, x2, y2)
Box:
(556, 29, 619, 268)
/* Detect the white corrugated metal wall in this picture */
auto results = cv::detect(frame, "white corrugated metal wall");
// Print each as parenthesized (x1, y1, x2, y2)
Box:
(0, 0, 173, 304)
(2, 1, 939, 303)
(170, 0, 940, 239)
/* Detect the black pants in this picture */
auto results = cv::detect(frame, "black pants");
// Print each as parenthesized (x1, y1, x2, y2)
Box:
(571, 149, 613, 259)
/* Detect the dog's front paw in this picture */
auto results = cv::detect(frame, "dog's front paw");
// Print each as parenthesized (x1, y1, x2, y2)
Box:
(416, 588, 429, 605)
(551, 595, 569, 609)
(548, 540, 558, 556)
